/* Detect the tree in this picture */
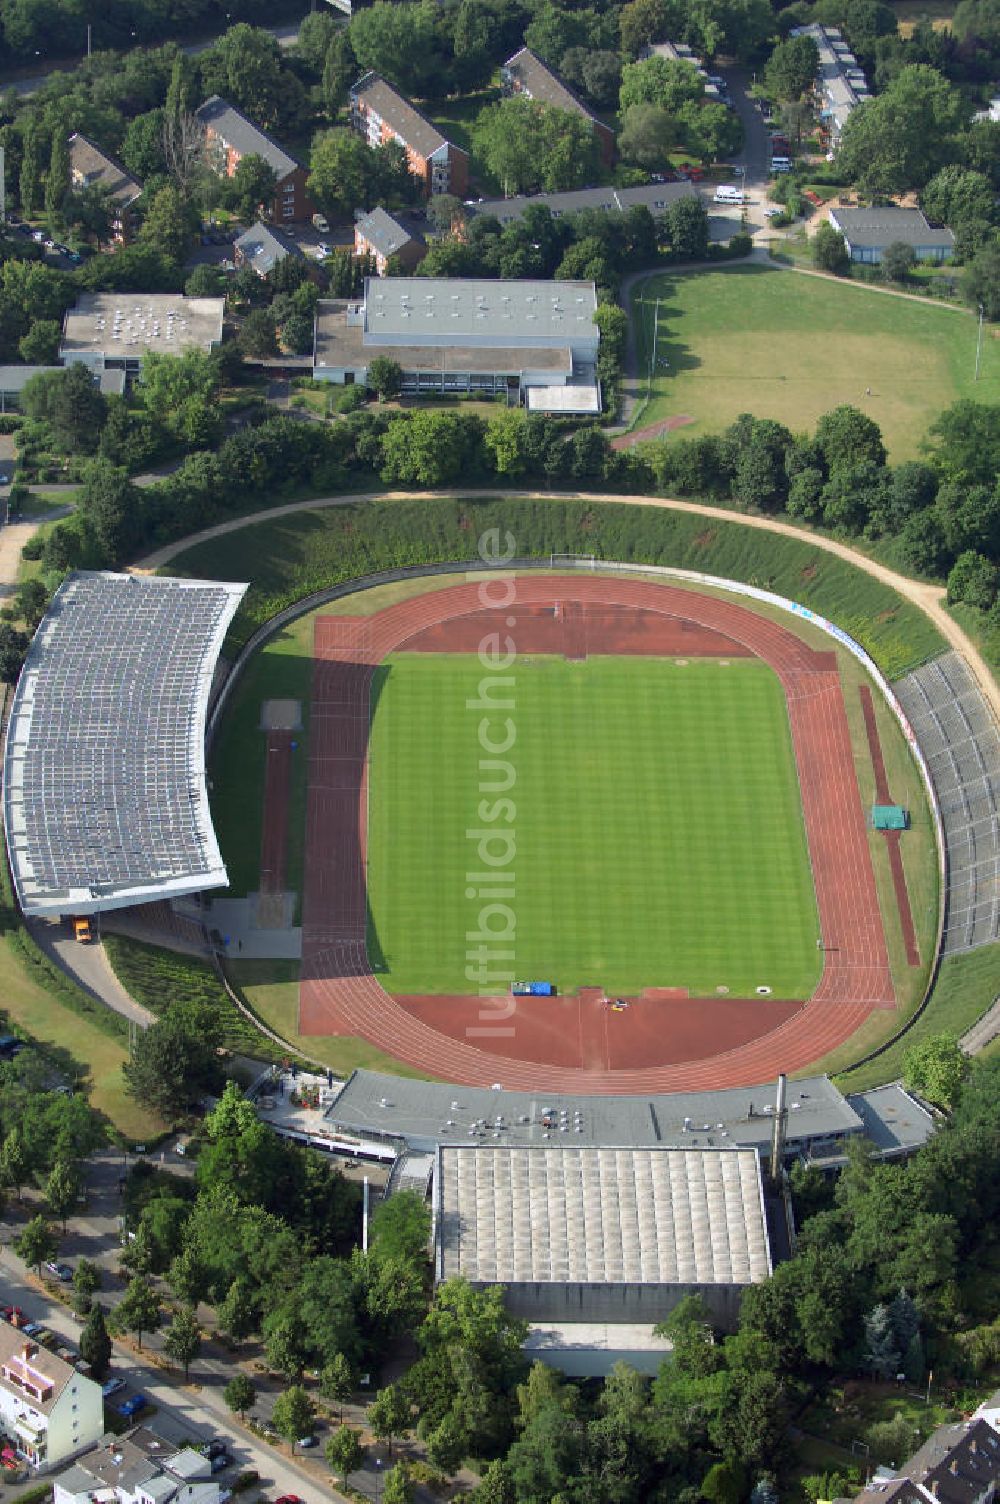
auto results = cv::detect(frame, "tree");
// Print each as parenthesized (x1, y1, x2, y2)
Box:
(0, 623, 29, 684)
(382, 1463, 415, 1504)
(163, 1306, 201, 1379)
(702, 1460, 748, 1504)
(815, 404, 887, 471)
(319, 1352, 355, 1421)
(19, 122, 42, 218)
(23, 364, 107, 454)
(79, 1303, 112, 1379)
(922, 165, 996, 233)
(322, 30, 358, 114)
(836, 65, 968, 195)
(863, 1303, 900, 1378)
(224, 1373, 257, 1419)
(45, 1158, 79, 1231)
(325, 1425, 364, 1484)
(349, 0, 452, 98)
(73, 1258, 103, 1306)
(238, 308, 278, 359)
(881, 241, 917, 282)
(618, 104, 676, 169)
(161, 111, 206, 197)
(200, 24, 304, 133)
(765, 35, 819, 100)
(122, 109, 168, 181)
(903, 1033, 969, 1108)
(367, 1383, 411, 1455)
(961, 242, 1000, 321)
(186, 264, 227, 299)
(0, 1127, 28, 1198)
(111, 1276, 161, 1350)
(226, 153, 278, 223)
(19, 318, 61, 365)
(664, 196, 709, 259)
(45, 131, 70, 228)
(218, 1276, 258, 1344)
(812, 222, 850, 274)
(14, 1214, 57, 1274)
(619, 55, 704, 114)
(271, 1384, 315, 1448)
(123, 1010, 224, 1120)
(369, 1189, 430, 1264)
(264, 1314, 308, 1381)
(139, 183, 197, 266)
(472, 96, 599, 196)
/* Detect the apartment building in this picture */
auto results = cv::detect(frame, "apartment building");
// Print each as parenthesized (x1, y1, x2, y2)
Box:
(349, 73, 469, 197)
(0, 1328, 103, 1473)
(353, 207, 426, 274)
(55, 1430, 221, 1504)
(500, 48, 615, 166)
(67, 133, 143, 245)
(195, 96, 313, 223)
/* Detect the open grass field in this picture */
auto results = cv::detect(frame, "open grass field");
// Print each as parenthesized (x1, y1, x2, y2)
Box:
(366, 651, 822, 998)
(631, 264, 1000, 460)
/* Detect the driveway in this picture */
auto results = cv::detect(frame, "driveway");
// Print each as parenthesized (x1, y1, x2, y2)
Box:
(27, 917, 153, 1028)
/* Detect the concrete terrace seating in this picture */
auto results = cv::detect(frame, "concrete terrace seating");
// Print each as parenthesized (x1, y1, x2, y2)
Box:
(895, 652, 1000, 953)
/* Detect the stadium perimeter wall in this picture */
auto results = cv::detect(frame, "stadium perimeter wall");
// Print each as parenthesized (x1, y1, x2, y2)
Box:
(205, 556, 947, 1071)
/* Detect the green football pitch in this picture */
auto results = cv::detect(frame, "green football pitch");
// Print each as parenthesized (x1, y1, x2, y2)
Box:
(365, 653, 822, 999)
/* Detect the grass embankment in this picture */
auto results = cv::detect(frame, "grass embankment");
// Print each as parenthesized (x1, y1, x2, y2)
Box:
(368, 652, 821, 998)
(102, 935, 285, 1064)
(817, 942, 1000, 1087)
(168, 495, 945, 679)
(631, 263, 1000, 460)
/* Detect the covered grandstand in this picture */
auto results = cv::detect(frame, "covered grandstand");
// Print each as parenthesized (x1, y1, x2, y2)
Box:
(894, 652, 1000, 953)
(3, 572, 246, 917)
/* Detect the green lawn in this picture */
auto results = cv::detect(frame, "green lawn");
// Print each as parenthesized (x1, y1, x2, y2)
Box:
(366, 652, 821, 998)
(631, 264, 1000, 460)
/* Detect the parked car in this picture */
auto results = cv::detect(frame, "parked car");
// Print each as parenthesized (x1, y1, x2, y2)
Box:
(210, 1453, 230, 1473)
(117, 1394, 147, 1419)
(200, 1441, 227, 1460)
(44, 1261, 73, 1282)
(296, 1436, 318, 1450)
(102, 1377, 126, 1399)
(275, 1496, 303, 1503)
(22, 1323, 43, 1337)
(313, 242, 332, 260)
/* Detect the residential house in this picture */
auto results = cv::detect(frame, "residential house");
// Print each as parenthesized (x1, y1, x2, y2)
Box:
(234, 221, 305, 278)
(349, 73, 469, 197)
(0, 1327, 103, 1473)
(67, 133, 143, 245)
(313, 275, 601, 411)
(195, 96, 313, 223)
(827, 206, 955, 264)
(837, 1416, 1000, 1504)
(353, 207, 426, 274)
(54, 1432, 220, 1504)
(500, 48, 615, 166)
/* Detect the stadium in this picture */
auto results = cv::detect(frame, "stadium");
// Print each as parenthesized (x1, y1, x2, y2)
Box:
(204, 555, 975, 1095)
(5, 553, 998, 1096)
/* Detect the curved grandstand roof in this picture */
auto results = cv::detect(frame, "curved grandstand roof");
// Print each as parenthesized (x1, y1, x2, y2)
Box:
(3, 572, 246, 917)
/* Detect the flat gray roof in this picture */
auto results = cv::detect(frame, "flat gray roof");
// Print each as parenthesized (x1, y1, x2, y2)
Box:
(436, 1144, 771, 1286)
(470, 180, 697, 223)
(314, 298, 572, 375)
(327, 1068, 862, 1152)
(60, 294, 225, 360)
(3, 572, 246, 916)
(829, 206, 955, 250)
(846, 1084, 936, 1156)
(362, 275, 597, 344)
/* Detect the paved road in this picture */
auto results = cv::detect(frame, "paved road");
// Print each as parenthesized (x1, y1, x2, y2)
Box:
(0, 19, 302, 97)
(28, 918, 154, 1028)
(132, 482, 1000, 723)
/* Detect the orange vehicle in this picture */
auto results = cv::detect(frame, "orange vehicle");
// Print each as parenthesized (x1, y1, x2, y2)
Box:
(72, 916, 93, 943)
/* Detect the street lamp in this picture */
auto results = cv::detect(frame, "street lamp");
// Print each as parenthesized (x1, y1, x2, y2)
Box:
(374, 1456, 382, 1504)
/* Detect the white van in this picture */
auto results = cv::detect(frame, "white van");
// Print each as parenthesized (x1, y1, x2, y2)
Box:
(771, 157, 792, 173)
(714, 185, 745, 204)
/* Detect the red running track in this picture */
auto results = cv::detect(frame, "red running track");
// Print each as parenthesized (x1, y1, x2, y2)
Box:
(298, 577, 895, 1091)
